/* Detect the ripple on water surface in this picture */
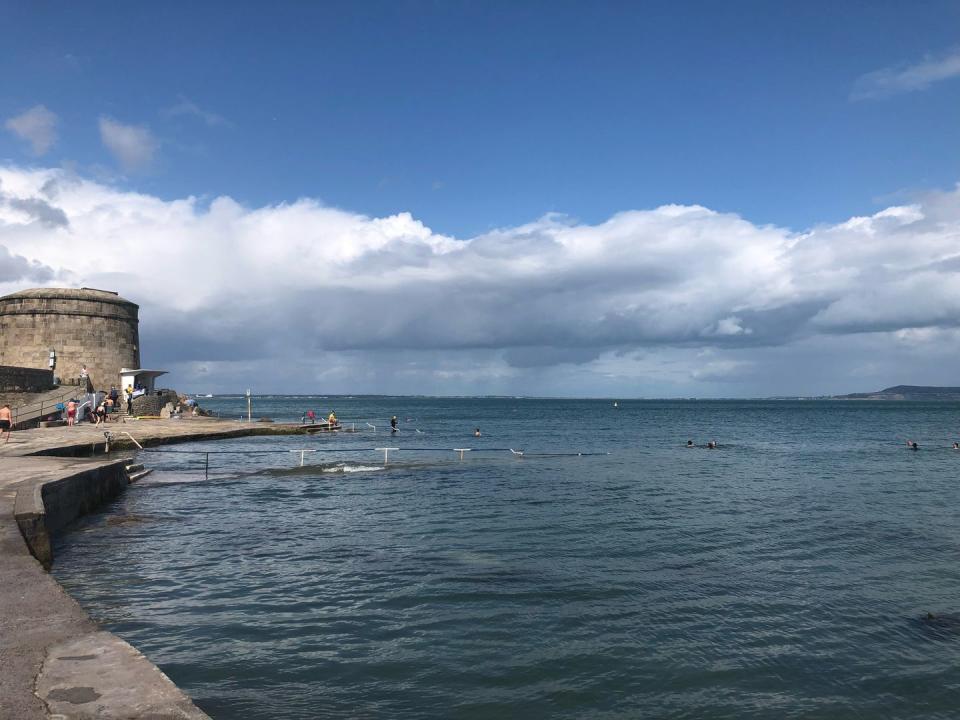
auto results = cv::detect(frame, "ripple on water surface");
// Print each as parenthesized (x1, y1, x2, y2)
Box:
(52, 399, 960, 719)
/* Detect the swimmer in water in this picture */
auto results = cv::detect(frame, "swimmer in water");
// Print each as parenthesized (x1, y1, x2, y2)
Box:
(474, 428, 481, 437)
(707, 440, 717, 449)
(686, 440, 694, 448)
(907, 440, 919, 450)
(953, 442, 959, 450)
(391, 416, 398, 432)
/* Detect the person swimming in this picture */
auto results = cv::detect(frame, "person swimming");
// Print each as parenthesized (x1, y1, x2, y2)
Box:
(907, 440, 919, 450)
(391, 416, 398, 432)
(707, 440, 717, 449)
(474, 428, 481, 437)
(686, 440, 694, 448)
(953, 442, 959, 450)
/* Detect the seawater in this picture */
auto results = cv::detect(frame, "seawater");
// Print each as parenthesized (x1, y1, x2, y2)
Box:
(52, 398, 960, 719)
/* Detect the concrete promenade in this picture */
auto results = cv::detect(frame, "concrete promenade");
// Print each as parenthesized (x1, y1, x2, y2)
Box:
(0, 417, 310, 719)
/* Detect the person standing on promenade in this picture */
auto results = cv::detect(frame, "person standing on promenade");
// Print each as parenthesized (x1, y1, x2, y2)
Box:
(66, 399, 77, 426)
(0, 404, 12, 443)
(126, 384, 134, 414)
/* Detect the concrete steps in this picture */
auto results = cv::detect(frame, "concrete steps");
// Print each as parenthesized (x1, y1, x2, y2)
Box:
(124, 463, 152, 483)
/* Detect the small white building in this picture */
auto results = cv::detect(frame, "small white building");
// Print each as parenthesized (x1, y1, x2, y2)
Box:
(120, 368, 168, 397)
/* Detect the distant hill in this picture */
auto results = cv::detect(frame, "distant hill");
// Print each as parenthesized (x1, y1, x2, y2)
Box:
(835, 385, 960, 401)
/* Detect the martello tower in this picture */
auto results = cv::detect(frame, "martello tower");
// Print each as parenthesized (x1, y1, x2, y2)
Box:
(0, 288, 140, 390)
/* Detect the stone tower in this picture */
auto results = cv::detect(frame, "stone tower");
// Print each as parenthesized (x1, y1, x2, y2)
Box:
(0, 288, 140, 391)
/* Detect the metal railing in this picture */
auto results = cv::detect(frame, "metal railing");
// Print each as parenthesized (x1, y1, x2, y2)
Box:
(138, 446, 610, 477)
(11, 386, 86, 428)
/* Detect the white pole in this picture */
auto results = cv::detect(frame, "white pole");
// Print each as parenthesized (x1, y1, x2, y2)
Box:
(376, 447, 399, 464)
(246, 389, 251, 423)
(288, 449, 316, 467)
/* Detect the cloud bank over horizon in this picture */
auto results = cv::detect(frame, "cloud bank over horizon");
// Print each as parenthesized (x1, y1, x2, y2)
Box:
(1, 164, 958, 396)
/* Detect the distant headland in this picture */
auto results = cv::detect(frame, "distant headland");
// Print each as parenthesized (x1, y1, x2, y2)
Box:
(833, 385, 960, 401)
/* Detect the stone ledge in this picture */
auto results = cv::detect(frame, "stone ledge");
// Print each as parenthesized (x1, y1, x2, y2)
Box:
(3, 456, 211, 719)
(14, 462, 129, 569)
(37, 632, 209, 720)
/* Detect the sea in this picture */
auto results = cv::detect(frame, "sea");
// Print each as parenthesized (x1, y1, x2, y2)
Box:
(52, 397, 960, 719)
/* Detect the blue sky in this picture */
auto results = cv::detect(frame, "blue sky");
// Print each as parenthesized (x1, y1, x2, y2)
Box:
(3, 1, 959, 236)
(2, 2, 960, 396)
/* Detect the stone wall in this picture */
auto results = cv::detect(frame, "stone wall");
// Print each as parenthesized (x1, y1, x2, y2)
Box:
(130, 389, 181, 417)
(15, 461, 130, 569)
(0, 288, 140, 394)
(0, 365, 54, 393)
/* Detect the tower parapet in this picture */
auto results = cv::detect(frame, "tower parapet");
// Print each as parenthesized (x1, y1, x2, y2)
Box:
(0, 287, 140, 391)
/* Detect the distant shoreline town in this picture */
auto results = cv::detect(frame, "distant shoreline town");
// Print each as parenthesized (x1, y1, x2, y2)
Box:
(828, 385, 960, 401)
(765, 386, 960, 402)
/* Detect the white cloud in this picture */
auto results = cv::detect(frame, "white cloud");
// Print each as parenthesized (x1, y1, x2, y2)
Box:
(161, 95, 229, 127)
(705, 316, 752, 337)
(5, 105, 58, 155)
(852, 47, 960, 100)
(1, 164, 959, 395)
(98, 117, 159, 172)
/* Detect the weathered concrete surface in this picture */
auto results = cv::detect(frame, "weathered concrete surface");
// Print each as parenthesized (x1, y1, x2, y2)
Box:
(0, 417, 302, 719)
(0, 457, 113, 719)
(0, 415, 311, 460)
(37, 632, 208, 719)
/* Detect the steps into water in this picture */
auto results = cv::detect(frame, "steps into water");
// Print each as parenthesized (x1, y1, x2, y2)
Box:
(125, 463, 152, 483)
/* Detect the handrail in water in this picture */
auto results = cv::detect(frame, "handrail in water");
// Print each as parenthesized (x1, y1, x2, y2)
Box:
(120, 431, 143, 449)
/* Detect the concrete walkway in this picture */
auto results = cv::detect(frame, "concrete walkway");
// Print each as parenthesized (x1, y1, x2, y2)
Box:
(0, 417, 310, 719)
(0, 415, 309, 459)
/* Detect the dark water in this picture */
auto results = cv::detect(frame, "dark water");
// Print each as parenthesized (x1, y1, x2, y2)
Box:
(52, 398, 960, 719)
